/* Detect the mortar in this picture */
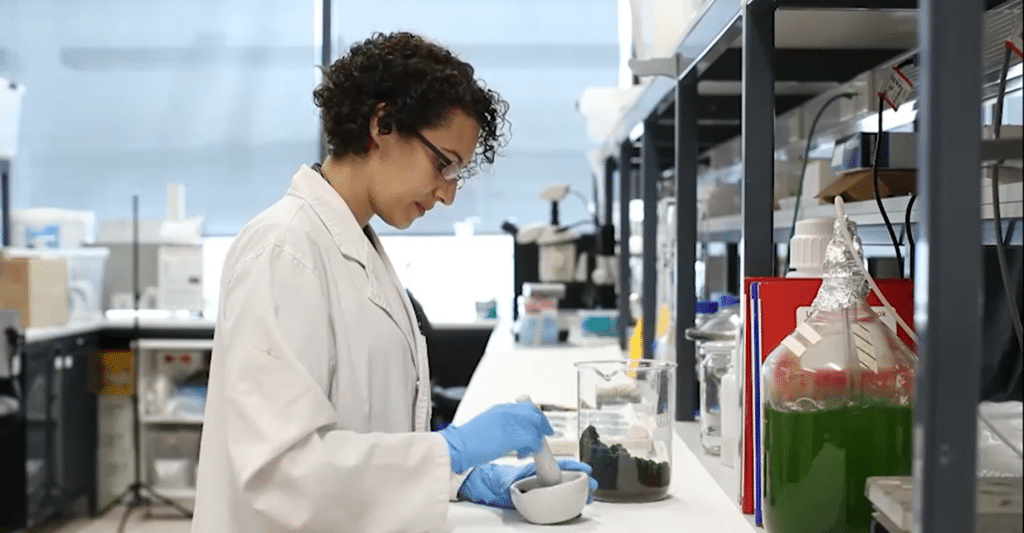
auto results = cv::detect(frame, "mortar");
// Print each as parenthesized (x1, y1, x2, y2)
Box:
(510, 470, 589, 525)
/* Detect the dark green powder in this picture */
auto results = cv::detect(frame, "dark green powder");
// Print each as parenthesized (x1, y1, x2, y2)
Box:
(579, 425, 670, 502)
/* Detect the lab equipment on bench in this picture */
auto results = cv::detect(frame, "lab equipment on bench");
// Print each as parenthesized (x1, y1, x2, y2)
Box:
(760, 216, 916, 533)
(515, 283, 564, 347)
(686, 301, 741, 456)
(457, 458, 594, 521)
(9, 208, 96, 249)
(505, 181, 615, 325)
(510, 466, 592, 525)
(576, 359, 676, 502)
(96, 211, 204, 315)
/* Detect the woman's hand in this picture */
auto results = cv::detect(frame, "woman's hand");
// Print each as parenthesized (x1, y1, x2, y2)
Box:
(457, 460, 599, 509)
(438, 403, 553, 473)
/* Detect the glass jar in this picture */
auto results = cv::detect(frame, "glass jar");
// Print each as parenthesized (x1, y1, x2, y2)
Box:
(698, 340, 731, 454)
(684, 300, 720, 417)
(761, 218, 915, 533)
(687, 304, 742, 455)
(576, 359, 677, 502)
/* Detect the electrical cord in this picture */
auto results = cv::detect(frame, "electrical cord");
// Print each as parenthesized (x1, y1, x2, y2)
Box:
(990, 45, 1024, 392)
(557, 219, 595, 231)
(905, 194, 917, 276)
(784, 92, 856, 274)
(833, 197, 1023, 459)
(873, 95, 905, 275)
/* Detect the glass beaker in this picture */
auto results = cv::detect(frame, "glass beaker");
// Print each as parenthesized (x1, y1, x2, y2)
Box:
(576, 359, 677, 503)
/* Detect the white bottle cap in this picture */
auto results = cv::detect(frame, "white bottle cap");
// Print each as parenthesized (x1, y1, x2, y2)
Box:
(787, 217, 834, 278)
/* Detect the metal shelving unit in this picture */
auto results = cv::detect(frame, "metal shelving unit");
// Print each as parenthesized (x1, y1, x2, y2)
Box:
(597, 0, 1023, 531)
(132, 338, 213, 510)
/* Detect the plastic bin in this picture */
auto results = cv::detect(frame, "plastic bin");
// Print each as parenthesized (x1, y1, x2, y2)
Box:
(146, 427, 201, 490)
(10, 208, 95, 249)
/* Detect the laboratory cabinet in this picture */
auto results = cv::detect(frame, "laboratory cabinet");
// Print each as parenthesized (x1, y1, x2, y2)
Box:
(0, 332, 98, 533)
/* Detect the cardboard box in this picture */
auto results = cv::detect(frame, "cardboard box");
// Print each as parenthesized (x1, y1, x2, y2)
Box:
(817, 168, 916, 204)
(0, 255, 68, 328)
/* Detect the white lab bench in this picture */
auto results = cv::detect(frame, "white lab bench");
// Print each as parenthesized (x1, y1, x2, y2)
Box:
(445, 324, 757, 532)
(24, 315, 217, 343)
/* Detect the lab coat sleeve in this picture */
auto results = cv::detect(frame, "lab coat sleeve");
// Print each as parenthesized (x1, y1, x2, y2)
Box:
(219, 244, 452, 533)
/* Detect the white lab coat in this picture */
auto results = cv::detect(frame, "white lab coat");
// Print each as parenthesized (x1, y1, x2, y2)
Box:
(192, 165, 461, 533)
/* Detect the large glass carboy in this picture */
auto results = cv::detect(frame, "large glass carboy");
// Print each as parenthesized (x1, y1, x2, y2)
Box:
(761, 217, 916, 533)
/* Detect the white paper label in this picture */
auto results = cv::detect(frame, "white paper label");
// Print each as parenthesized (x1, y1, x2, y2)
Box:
(796, 306, 897, 333)
(853, 323, 877, 372)
(878, 67, 913, 111)
(1008, 17, 1023, 57)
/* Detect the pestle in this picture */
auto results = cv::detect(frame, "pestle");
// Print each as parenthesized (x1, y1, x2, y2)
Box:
(516, 395, 563, 487)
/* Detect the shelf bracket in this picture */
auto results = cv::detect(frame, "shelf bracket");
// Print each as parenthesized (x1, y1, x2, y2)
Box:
(981, 137, 1024, 162)
(628, 54, 689, 79)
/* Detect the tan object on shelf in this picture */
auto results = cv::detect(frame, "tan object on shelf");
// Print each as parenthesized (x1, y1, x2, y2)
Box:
(817, 168, 917, 204)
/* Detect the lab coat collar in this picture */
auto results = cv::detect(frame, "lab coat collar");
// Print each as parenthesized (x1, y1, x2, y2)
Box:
(286, 165, 419, 364)
(287, 165, 373, 270)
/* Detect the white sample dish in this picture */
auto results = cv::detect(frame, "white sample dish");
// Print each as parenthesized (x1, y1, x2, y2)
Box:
(510, 471, 589, 525)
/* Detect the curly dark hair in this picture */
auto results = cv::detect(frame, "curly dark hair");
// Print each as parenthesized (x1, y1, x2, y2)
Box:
(313, 32, 510, 177)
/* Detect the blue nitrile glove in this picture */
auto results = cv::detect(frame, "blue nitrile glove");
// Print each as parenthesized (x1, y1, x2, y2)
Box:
(457, 460, 599, 509)
(438, 403, 554, 473)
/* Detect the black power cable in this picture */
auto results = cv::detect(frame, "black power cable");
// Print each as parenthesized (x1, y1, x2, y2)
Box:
(784, 92, 856, 273)
(905, 193, 917, 277)
(873, 95, 905, 275)
(990, 46, 1024, 381)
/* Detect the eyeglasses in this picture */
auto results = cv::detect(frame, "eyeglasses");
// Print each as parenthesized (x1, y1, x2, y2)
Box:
(411, 130, 465, 189)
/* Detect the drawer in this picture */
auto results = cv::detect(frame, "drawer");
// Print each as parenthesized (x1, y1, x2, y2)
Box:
(98, 431, 133, 458)
(98, 396, 133, 434)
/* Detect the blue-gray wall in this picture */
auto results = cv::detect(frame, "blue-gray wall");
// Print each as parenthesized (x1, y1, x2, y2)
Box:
(0, 0, 617, 235)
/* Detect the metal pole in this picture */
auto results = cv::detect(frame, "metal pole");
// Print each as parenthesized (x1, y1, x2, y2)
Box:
(317, 0, 333, 163)
(1, 159, 10, 247)
(741, 1, 776, 279)
(604, 158, 616, 230)
(618, 141, 633, 350)
(913, 1, 982, 531)
(641, 116, 659, 360)
(675, 72, 699, 421)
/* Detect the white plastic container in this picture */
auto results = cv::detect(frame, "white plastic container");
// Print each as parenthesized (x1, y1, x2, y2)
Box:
(3, 247, 110, 322)
(10, 208, 96, 249)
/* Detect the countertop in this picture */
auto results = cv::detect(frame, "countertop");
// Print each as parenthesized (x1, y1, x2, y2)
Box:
(24, 314, 217, 343)
(24, 315, 497, 344)
(444, 324, 757, 532)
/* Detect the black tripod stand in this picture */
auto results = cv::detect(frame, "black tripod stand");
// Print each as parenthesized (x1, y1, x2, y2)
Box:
(99, 194, 193, 531)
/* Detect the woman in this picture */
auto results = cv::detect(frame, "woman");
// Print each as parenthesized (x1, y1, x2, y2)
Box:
(192, 32, 595, 533)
